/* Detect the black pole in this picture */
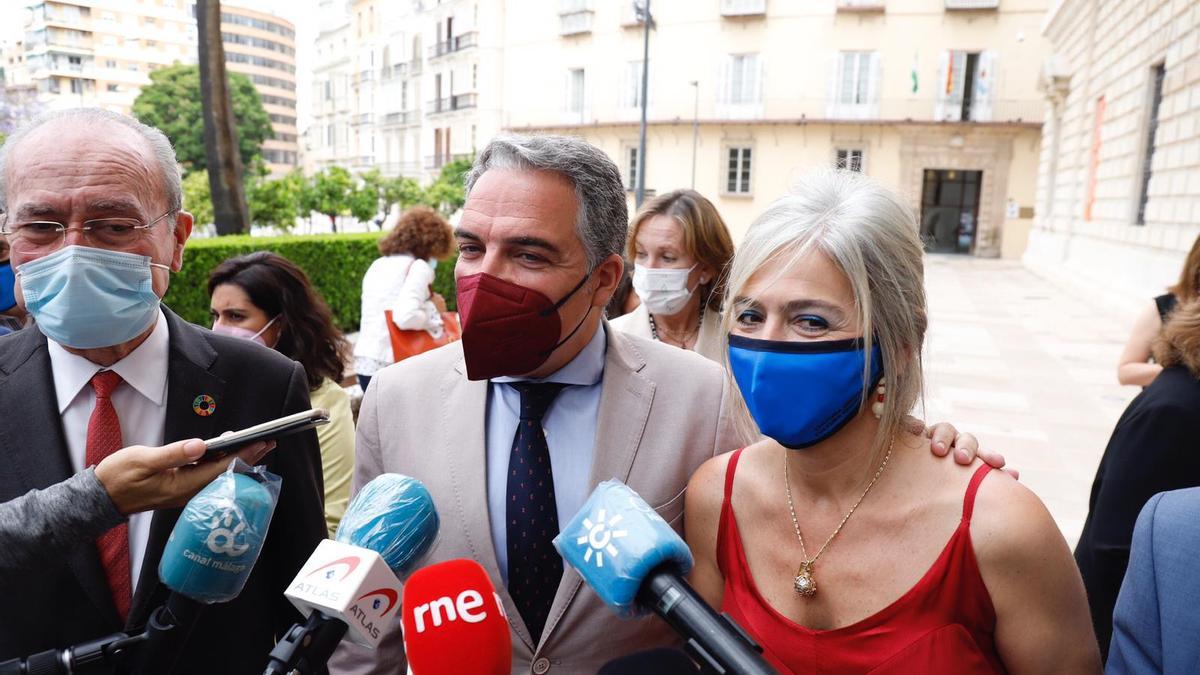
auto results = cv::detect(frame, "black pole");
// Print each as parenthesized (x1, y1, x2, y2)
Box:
(635, 0, 651, 209)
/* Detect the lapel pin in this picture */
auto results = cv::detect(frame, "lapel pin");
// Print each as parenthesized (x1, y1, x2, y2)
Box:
(193, 394, 217, 417)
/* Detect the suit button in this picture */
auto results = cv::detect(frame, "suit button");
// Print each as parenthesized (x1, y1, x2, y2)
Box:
(532, 657, 551, 674)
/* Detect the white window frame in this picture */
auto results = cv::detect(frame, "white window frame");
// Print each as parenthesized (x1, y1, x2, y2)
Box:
(722, 145, 754, 196)
(835, 148, 866, 173)
(828, 50, 879, 120)
(717, 53, 763, 119)
(565, 67, 586, 122)
(622, 143, 640, 192)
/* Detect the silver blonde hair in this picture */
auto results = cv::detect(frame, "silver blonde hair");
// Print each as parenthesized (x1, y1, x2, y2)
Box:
(721, 170, 927, 457)
(0, 108, 182, 214)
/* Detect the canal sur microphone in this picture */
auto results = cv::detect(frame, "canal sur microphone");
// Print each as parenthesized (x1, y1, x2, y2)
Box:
(553, 480, 775, 675)
(400, 559, 511, 675)
(264, 474, 441, 675)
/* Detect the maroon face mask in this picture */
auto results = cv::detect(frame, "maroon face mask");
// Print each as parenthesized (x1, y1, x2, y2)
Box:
(456, 272, 593, 381)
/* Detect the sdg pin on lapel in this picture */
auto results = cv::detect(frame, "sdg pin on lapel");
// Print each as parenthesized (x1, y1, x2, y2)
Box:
(553, 480, 693, 618)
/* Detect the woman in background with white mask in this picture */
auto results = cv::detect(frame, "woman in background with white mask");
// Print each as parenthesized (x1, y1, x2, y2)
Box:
(611, 189, 734, 362)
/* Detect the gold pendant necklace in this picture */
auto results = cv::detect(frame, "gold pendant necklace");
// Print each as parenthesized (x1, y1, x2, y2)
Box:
(784, 436, 894, 598)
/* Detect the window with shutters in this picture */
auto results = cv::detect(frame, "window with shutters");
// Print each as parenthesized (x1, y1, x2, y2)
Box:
(729, 54, 760, 104)
(622, 60, 647, 110)
(935, 50, 994, 122)
(829, 51, 879, 119)
(835, 148, 865, 172)
(566, 68, 586, 115)
(724, 146, 753, 195)
(623, 145, 640, 191)
(839, 52, 871, 105)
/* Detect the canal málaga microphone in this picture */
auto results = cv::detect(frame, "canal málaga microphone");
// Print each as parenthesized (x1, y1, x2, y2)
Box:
(400, 559, 511, 675)
(0, 464, 280, 675)
(264, 474, 440, 675)
(553, 480, 775, 675)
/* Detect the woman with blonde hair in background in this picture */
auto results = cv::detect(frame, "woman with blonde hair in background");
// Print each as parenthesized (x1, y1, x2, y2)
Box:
(684, 171, 1100, 673)
(1117, 233, 1200, 386)
(611, 189, 734, 362)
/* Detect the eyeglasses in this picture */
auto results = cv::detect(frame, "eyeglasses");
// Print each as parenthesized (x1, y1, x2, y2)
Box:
(0, 211, 175, 252)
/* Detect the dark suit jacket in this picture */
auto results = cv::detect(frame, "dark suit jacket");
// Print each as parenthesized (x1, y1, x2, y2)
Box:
(1108, 488, 1200, 674)
(1075, 365, 1200, 661)
(0, 307, 326, 674)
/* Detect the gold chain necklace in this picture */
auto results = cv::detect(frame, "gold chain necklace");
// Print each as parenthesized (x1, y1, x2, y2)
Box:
(783, 435, 895, 598)
(648, 305, 703, 347)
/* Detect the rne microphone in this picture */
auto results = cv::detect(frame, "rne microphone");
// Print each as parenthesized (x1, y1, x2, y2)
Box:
(264, 474, 440, 675)
(401, 559, 511, 675)
(553, 480, 775, 675)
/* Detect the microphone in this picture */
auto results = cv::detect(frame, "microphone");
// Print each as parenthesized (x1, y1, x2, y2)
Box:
(135, 466, 280, 673)
(0, 465, 279, 675)
(553, 480, 775, 675)
(400, 559, 511, 675)
(265, 474, 440, 675)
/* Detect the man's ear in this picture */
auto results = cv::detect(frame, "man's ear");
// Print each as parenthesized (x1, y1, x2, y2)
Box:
(589, 253, 624, 310)
(171, 210, 194, 272)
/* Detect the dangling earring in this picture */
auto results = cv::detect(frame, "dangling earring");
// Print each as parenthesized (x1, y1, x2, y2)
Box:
(871, 378, 886, 419)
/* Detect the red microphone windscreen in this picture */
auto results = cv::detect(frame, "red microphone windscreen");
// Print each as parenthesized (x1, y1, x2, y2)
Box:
(402, 559, 512, 675)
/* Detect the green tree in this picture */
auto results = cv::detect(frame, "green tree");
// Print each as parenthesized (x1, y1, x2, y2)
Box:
(301, 166, 376, 232)
(359, 170, 424, 227)
(182, 170, 214, 229)
(420, 155, 473, 215)
(132, 63, 273, 175)
(248, 171, 305, 231)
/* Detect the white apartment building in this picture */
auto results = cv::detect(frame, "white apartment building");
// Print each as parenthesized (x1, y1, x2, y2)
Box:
(306, 0, 504, 182)
(501, 0, 1050, 254)
(1024, 0, 1200, 310)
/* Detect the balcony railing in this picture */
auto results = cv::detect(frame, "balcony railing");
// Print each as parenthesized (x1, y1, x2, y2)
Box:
(351, 113, 374, 126)
(837, 0, 885, 12)
(429, 31, 478, 59)
(426, 93, 478, 115)
(560, 10, 594, 35)
(559, 0, 592, 12)
(945, 0, 999, 9)
(385, 62, 410, 80)
(383, 110, 418, 126)
(356, 69, 373, 83)
(721, 0, 766, 16)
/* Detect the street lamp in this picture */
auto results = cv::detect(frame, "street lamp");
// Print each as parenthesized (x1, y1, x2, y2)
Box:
(634, 0, 653, 209)
(690, 80, 698, 189)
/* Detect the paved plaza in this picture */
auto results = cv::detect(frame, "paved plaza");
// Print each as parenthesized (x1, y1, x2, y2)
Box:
(922, 255, 1141, 547)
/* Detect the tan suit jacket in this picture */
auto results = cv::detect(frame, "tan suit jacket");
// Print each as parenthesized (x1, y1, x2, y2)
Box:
(330, 323, 744, 675)
(609, 305, 726, 365)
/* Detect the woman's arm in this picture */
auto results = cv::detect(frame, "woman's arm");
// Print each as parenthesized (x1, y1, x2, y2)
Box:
(972, 472, 1102, 674)
(390, 259, 444, 336)
(684, 453, 733, 608)
(1118, 302, 1164, 386)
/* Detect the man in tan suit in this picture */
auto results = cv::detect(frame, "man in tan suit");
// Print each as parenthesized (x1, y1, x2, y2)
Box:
(332, 135, 990, 674)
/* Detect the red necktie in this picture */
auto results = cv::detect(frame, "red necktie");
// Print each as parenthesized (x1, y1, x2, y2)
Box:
(86, 370, 132, 623)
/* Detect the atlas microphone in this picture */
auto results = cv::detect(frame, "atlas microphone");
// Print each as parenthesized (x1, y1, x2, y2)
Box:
(264, 474, 440, 675)
(0, 462, 279, 675)
(553, 480, 775, 675)
(400, 559, 512, 675)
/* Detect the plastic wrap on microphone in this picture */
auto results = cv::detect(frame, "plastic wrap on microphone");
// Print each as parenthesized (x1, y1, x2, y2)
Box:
(158, 459, 280, 603)
(553, 480, 693, 618)
(335, 473, 440, 576)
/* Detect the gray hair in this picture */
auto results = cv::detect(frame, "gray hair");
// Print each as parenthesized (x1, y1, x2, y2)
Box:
(465, 134, 627, 271)
(0, 107, 182, 215)
(721, 170, 928, 457)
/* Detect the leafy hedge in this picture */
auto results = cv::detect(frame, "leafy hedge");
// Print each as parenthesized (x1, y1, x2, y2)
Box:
(164, 232, 458, 331)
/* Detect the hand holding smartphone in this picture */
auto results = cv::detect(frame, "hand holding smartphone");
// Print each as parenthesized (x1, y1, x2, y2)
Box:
(202, 409, 330, 461)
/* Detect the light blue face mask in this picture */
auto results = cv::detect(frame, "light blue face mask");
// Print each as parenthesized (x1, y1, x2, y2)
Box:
(18, 245, 167, 349)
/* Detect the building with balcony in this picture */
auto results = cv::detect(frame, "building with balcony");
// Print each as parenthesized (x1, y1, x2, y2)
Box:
(307, 0, 502, 182)
(9, 0, 196, 115)
(501, 0, 1051, 256)
(1024, 0, 1200, 311)
(220, 3, 298, 176)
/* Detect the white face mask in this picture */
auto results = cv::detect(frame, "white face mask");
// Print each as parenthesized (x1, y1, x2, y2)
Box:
(632, 263, 699, 316)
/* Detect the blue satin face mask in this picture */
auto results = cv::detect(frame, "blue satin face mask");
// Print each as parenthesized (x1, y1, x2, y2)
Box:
(728, 334, 883, 449)
(18, 245, 167, 349)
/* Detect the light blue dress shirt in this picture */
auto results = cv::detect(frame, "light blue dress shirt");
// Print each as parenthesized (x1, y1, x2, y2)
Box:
(487, 325, 606, 585)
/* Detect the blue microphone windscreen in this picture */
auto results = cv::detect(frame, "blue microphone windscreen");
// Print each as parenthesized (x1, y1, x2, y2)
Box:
(335, 474, 439, 576)
(159, 469, 279, 603)
(553, 480, 694, 617)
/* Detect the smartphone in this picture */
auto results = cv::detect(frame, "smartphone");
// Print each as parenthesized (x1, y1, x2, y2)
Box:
(202, 408, 330, 460)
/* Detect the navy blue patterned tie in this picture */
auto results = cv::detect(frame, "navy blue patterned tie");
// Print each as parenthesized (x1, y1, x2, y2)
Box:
(506, 381, 569, 643)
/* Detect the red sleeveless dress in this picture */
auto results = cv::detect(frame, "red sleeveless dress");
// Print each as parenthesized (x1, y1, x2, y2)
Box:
(717, 450, 1007, 674)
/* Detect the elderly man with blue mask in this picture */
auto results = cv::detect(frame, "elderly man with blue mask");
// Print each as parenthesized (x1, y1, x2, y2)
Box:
(0, 108, 326, 673)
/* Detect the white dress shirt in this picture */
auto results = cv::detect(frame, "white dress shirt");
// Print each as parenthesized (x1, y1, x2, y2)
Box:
(486, 324, 606, 586)
(47, 309, 170, 592)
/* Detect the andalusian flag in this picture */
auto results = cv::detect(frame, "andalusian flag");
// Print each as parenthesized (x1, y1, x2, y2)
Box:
(911, 52, 919, 93)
